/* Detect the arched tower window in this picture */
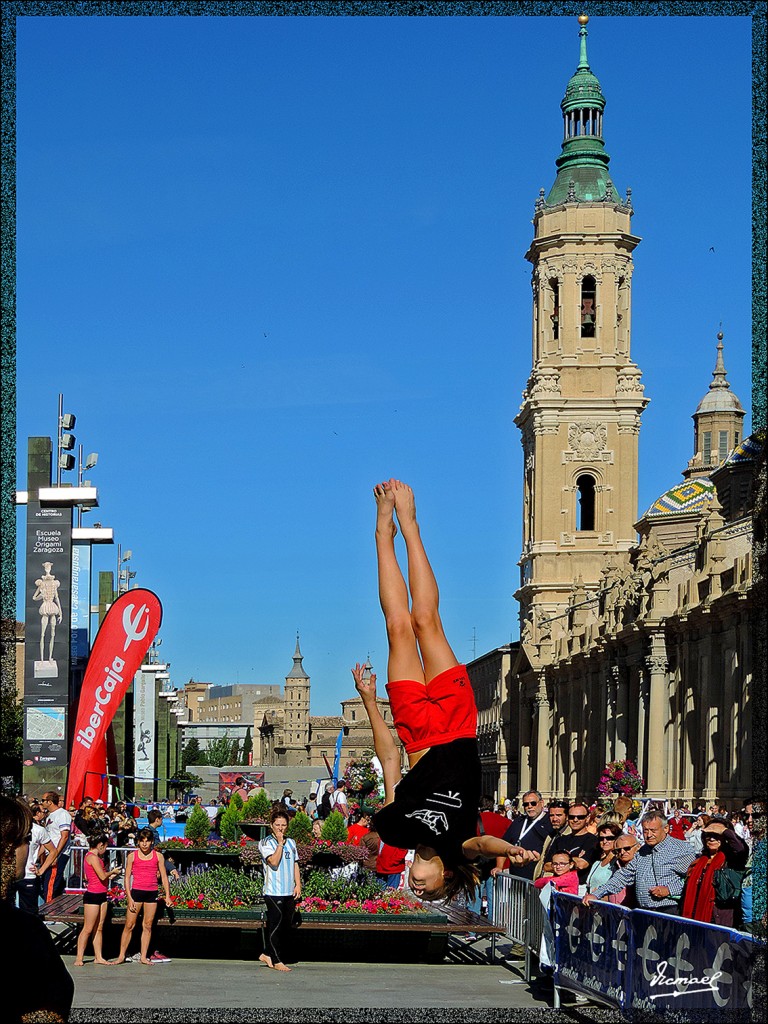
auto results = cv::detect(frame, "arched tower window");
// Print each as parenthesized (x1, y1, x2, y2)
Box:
(576, 474, 596, 531)
(581, 275, 596, 338)
(550, 278, 560, 340)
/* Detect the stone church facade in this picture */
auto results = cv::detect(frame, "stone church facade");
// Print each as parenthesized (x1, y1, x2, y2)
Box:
(469, 17, 759, 807)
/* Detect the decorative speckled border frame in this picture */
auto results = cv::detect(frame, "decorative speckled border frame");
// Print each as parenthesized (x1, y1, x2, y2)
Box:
(1, 5, 765, 1021)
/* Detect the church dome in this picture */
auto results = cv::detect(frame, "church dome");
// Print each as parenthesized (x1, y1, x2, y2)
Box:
(545, 17, 624, 208)
(721, 429, 764, 467)
(694, 331, 744, 415)
(642, 477, 716, 519)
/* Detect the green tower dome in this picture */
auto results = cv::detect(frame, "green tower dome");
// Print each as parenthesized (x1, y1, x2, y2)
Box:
(545, 16, 626, 208)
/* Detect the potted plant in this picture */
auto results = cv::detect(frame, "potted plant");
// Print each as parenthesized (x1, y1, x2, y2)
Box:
(239, 789, 272, 841)
(596, 759, 645, 798)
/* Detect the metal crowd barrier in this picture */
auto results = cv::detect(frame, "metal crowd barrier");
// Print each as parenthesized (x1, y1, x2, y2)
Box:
(490, 871, 546, 979)
(64, 844, 133, 892)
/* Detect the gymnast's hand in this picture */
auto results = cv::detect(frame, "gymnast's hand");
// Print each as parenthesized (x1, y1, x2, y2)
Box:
(352, 663, 377, 703)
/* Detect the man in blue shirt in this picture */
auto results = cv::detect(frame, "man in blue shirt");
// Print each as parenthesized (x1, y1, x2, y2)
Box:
(583, 810, 694, 915)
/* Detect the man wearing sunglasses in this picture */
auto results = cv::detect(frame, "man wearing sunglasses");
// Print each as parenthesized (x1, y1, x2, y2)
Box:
(534, 800, 570, 880)
(583, 810, 695, 914)
(544, 803, 599, 893)
(495, 790, 553, 879)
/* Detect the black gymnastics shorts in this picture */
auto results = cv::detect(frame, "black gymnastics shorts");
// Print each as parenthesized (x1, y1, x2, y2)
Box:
(83, 892, 107, 906)
(130, 889, 158, 904)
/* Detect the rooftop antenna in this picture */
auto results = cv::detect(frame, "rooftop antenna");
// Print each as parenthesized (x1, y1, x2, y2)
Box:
(469, 627, 478, 661)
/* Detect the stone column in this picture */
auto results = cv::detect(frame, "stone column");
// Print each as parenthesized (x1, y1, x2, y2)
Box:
(634, 663, 648, 780)
(606, 663, 618, 763)
(645, 634, 670, 794)
(519, 691, 533, 798)
(614, 662, 628, 761)
(568, 675, 580, 799)
(534, 671, 551, 796)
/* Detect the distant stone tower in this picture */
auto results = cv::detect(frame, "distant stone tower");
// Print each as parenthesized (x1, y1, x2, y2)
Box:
(283, 634, 311, 766)
(684, 331, 746, 479)
(514, 14, 649, 641)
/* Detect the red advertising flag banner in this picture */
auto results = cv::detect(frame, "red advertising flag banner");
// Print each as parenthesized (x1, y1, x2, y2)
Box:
(66, 589, 162, 807)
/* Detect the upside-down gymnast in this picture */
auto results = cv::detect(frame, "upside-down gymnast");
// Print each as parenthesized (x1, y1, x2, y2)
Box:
(352, 479, 535, 902)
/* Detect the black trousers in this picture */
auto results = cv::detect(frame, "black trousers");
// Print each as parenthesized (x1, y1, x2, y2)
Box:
(263, 895, 295, 965)
(15, 877, 42, 914)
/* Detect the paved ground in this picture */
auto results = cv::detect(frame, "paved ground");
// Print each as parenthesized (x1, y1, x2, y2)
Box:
(63, 936, 557, 1011)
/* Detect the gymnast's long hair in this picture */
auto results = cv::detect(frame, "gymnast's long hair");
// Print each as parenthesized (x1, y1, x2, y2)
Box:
(416, 856, 481, 904)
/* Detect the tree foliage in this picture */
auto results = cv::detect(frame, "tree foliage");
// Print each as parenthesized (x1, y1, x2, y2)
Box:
(181, 737, 202, 770)
(286, 810, 313, 844)
(220, 801, 243, 843)
(169, 770, 203, 797)
(184, 802, 212, 843)
(320, 810, 348, 843)
(204, 737, 237, 768)
(242, 789, 272, 822)
(241, 728, 253, 766)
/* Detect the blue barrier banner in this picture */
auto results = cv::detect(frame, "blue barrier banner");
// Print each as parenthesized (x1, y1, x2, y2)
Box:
(553, 894, 761, 1014)
(629, 909, 757, 1013)
(553, 893, 631, 1009)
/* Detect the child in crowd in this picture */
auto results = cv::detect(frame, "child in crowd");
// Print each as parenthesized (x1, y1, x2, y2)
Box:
(534, 852, 580, 895)
(535, 851, 580, 972)
(74, 834, 121, 967)
(353, 480, 535, 902)
(111, 828, 172, 965)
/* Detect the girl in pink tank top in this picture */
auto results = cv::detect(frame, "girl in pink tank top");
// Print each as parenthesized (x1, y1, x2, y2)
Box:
(110, 829, 172, 965)
(74, 834, 120, 966)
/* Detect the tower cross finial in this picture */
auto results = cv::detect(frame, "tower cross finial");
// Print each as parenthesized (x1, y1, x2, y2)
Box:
(578, 14, 590, 70)
(710, 328, 730, 390)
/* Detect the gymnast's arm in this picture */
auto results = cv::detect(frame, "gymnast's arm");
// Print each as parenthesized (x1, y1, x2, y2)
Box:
(463, 835, 539, 865)
(352, 664, 402, 806)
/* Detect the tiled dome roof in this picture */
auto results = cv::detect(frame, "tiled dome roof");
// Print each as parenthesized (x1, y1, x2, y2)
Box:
(643, 477, 716, 519)
(722, 429, 764, 466)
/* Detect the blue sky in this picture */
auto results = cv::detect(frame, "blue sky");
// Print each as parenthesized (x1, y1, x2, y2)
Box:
(15, 13, 756, 716)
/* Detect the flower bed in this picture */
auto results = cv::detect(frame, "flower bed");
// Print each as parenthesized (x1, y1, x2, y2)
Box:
(238, 839, 369, 870)
(300, 894, 427, 916)
(159, 837, 248, 852)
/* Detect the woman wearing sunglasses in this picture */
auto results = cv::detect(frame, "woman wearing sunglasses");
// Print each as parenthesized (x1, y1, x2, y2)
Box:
(681, 816, 748, 926)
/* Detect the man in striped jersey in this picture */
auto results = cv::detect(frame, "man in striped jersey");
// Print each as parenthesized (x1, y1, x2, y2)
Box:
(583, 810, 695, 915)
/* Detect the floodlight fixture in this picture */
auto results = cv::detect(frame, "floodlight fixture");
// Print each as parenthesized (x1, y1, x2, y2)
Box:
(60, 432, 76, 451)
(58, 453, 75, 471)
(84, 452, 98, 470)
(61, 413, 76, 430)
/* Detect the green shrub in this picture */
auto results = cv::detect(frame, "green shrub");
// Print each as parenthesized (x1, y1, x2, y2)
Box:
(220, 802, 242, 843)
(170, 864, 263, 908)
(230, 791, 244, 811)
(286, 810, 313, 844)
(320, 810, 348, 843)
(184, 802, 212, 843)
(302, 869, 385, 901)
(242, 790, 271, 822)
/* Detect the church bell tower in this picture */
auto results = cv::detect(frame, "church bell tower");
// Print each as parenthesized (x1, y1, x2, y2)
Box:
(515, 15, 649, 637)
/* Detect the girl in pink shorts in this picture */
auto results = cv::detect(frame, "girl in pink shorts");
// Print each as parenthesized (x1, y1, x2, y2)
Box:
(352, 480, 534, 903)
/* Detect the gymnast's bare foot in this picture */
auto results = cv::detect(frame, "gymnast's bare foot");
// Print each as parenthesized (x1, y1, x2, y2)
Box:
(271, 962, 291, 971)
(389, 479, 417, 532)
(258, 953, 273, 968)
(374, 482, 397, 537)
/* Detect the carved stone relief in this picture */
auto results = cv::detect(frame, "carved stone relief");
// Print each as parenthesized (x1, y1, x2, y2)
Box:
(566, 421, 611, 462)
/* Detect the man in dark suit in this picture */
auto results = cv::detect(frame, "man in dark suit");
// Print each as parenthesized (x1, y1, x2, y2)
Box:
(495, 789, 553, 879)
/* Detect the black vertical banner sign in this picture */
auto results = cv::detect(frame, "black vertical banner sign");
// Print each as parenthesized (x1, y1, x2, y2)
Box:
(23, 501, 72, 768)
